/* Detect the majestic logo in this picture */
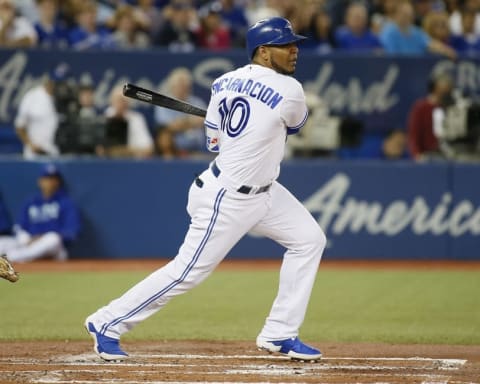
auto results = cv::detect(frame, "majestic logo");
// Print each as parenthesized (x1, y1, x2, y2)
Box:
(303, 173, 480, 237)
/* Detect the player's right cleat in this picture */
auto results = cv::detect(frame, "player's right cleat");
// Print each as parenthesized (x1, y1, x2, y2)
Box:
(0, 255, 19, 283)
(85, 321, 128, 361)
(256, 336, 322, 361)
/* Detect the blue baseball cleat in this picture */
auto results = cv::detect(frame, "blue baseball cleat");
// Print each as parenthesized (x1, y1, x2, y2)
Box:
(256, 336, 322, 361)
(85, 321, 128, 361)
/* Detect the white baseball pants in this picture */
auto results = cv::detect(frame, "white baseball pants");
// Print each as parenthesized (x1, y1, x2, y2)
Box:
(88, 168, 326, 340)
(0, 232, 67, 262)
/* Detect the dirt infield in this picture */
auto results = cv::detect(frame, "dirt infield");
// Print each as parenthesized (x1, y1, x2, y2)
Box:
(2, 259, 479, 383)
(1, 340, 479, 383)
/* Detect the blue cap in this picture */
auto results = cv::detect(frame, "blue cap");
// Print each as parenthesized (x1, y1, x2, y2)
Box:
(49, 63, 70, 82)
(40, 163, 62, 178)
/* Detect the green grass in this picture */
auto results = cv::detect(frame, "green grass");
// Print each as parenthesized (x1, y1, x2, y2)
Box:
(0, 268, 479, 344)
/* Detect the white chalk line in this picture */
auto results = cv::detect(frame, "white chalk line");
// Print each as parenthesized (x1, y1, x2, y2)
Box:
(0, 354, 470, 384)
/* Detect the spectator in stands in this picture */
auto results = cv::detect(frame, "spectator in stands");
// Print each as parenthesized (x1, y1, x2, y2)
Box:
(449, 5, 480, 54)
(218, 0, 248, 47)
(15, 0, 38, 23)
(423, 10, 452, 45)
(371, 0, 400, 34)
(379, 0, 457, 59)
(196, 1, 231, 51)
(134, 0, 165, 39)
(449, 0, 480, 36)
(68, 1, 115, 50)
(412, 0, 444, 26)
(334, 2, 382, 52)
(245, 0, 281, 25)
(407, 72, 454, 160)
(110, 4, 151, 49)
(97, 85, 154, 159)
(0, 163, 81, 263)
(34, 0, 69, 49)
(15, 64, 71, 159)
(0, 0, 38, 48)
(154, 67, 207, 158)
(302, 9, 336, 54)
(153, 0, 198, 52)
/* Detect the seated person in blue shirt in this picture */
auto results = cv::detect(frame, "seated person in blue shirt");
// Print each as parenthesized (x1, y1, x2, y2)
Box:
(334, 2, 382, 52)
(302, 9, 336, 54)
(34, 0, 69, 48)
(68, 1, 115, 50)
(0, 163, 81, 263)
(379, 0, 456, 59)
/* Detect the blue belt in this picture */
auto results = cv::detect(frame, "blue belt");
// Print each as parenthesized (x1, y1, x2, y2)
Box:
(211, 161, 271, 195)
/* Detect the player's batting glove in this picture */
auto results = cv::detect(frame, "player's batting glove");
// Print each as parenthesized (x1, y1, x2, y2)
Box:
(0, 255, 19, 283)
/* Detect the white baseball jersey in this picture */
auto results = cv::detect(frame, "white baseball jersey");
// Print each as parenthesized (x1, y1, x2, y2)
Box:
(205, 64, 308, 187)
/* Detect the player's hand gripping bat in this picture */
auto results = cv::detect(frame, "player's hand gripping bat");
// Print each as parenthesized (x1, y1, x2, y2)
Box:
(122, 83, 207, 117)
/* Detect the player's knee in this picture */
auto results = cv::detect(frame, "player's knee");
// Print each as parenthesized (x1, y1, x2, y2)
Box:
(304, 225, 327, 255)
(42, 232, 63, 250)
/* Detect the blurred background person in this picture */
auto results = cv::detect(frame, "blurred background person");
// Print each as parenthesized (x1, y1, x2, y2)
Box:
(55, 78, 105, 155)
(379, 0, 457, 59)
(0, 0, 37, 47)
(133, 0, 165, 40)
(449, 4, 480, 54)
(371, 0, 398, 34)
(68, 0, 115, 50)
(34, 0, 69, 49)
(97, 85, 154, 159)
(109, 4, 151, 49)
(449, 0, 480, 36)
(195, 1, 231, 51)
(0, 163, 81, 263)
(218, 0, 248, 47)
(334, 2, 382, 52)
(422, 9, 452, 46)
(15, 64, 71, 159)
(407, 72, 455, 160)
(153, 0, 198, 52)
(154, 67, 207, 158)
(301, 9, 336, 54)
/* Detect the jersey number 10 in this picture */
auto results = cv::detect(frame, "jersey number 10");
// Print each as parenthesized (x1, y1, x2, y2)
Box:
(218, 97, 251, 138)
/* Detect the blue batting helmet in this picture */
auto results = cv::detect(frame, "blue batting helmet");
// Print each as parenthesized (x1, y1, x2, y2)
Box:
(246, 17, 306, 60)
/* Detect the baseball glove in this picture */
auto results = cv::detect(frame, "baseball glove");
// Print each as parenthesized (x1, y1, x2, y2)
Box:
(0, 255, 19, 283)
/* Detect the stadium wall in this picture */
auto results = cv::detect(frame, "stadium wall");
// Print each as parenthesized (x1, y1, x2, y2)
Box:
(0, 159, 478, 260)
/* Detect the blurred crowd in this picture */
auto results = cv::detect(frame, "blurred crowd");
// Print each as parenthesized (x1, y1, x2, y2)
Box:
(0, 0, 478, 56)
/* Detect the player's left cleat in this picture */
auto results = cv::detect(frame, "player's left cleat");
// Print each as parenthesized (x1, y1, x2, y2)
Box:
(0, 255, 19, 283)
(256, 336, 322, 361)
(85, 321, 128, 361)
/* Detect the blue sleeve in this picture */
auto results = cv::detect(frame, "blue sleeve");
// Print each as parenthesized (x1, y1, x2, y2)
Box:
(59, 199, 81, 243)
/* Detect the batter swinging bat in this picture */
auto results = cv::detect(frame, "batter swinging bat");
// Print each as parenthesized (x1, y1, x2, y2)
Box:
(122, 83, 207, 117)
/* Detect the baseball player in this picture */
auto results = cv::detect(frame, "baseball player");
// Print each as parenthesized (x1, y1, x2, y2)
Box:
(0, 163, 80, 264)
(85, 17, 326, 362)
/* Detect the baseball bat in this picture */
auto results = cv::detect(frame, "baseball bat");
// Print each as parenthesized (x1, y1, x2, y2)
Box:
(123, 83, 207, 117)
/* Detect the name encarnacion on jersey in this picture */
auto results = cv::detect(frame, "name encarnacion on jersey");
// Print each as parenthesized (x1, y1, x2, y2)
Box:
(211, 77, 283, 110)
